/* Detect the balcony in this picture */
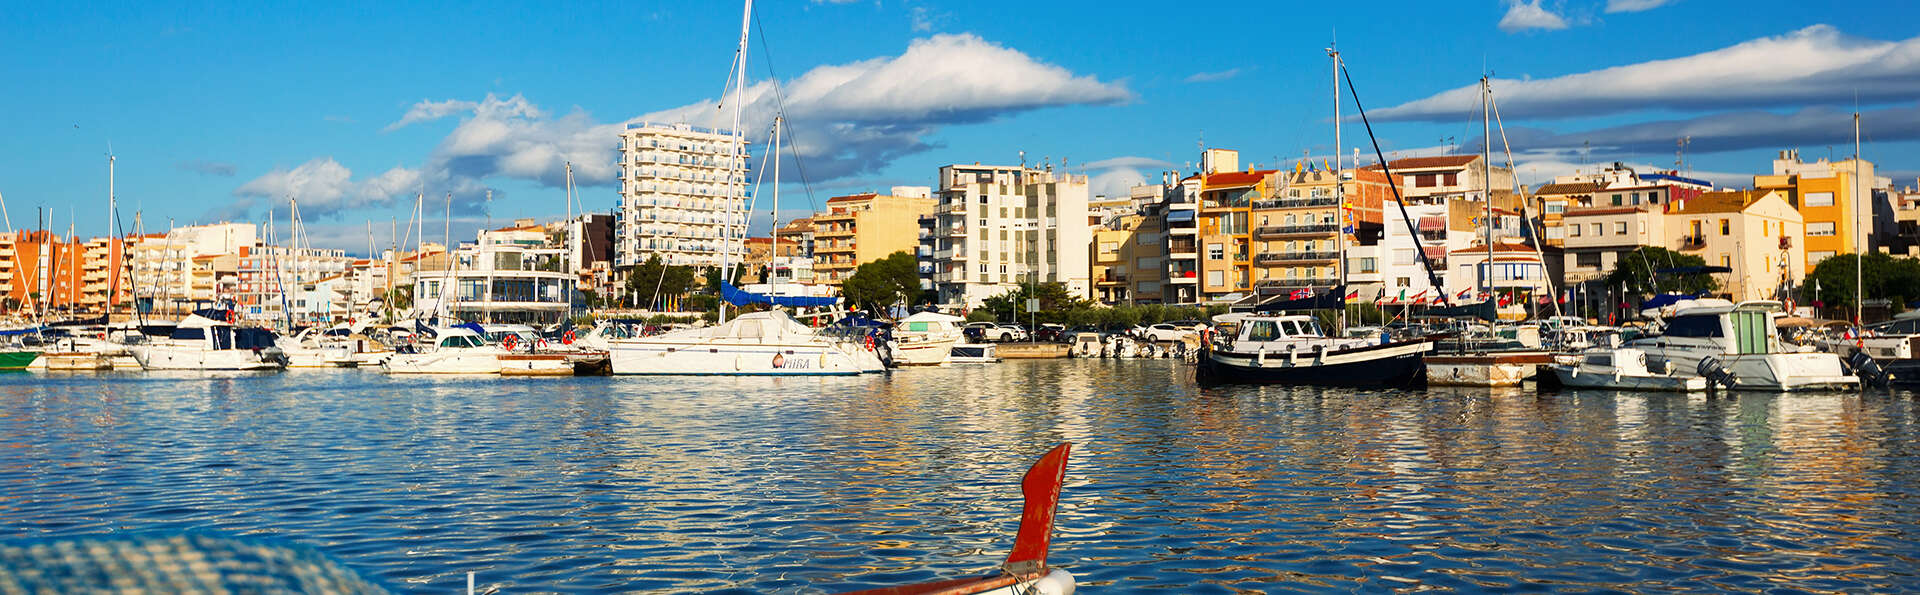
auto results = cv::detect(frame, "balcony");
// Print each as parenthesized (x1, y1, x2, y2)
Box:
(1679, 234, 1706, 250)
(1255, 251, 1340, 264)
(1168, 268, 1199, 283)
(1254, 223, 1339, 239)
(1251, 197, 1337, 210)
(1097, 273, 1129, 285)
(1255, 278, 1339, 291)
(946, 226, 967, 236)
(943, 203, 969, 214)
(1168, 239, 1198, 256)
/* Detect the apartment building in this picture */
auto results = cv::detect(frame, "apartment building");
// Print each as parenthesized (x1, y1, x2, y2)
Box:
(236, 245, 353, 324)
(810, 189, 936, 284)
(413, 225, 574, 325)
(1163, 174, 1202, 304)
(1446, 240, 1554, 317)
(614, 122, 751, 269)
(1666, 189, 1805, 301)
(926, 163, 1091, 308)
(1559, 205, 1669, 286)
(1754, 150, 1887, 264)
(1366, 155, 1516, 206)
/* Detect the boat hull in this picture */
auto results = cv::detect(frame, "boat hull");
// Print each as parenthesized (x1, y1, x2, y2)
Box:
(1424, 351, 1553, 387)
(1197, 340, 1430, 389)
(892, 337, 958, 366)
(607, 341, 862, 376)
(130, 345, 286, 371)
(381, 352, 502, 375)
(0, 351, 40, 371)
(1548, 365, 1708, 392)
(498, 354, 574, 376)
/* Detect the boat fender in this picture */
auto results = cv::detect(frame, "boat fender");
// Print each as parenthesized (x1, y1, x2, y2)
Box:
(1314, 344, 1328, 362)
(1255, 347, 1266, 366)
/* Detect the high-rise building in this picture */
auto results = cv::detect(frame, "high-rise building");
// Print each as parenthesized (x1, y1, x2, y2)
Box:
(1754, 150, 1886, 264)
(614, 122, 751, 270)
(927, 164, 1091, 308)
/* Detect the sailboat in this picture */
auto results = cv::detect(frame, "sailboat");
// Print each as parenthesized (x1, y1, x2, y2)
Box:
(608, 3, 874, 376)
(1197, 44, 1435, 388)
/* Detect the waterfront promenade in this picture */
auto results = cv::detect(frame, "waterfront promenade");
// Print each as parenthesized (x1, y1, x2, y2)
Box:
(3, 361, 1918, 591)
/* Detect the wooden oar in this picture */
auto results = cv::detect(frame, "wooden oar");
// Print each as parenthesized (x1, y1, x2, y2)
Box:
(836, 443, 1073, 595)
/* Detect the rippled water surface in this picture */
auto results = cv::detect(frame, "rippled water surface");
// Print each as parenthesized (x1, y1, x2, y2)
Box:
(5, 362, 1920, 592)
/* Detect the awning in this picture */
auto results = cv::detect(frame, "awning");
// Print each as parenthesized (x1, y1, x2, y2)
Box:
(1418, 216, 1447, 231)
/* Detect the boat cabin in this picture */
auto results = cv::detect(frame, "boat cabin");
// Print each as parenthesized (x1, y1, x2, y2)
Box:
(1653, 300, 1789, 355)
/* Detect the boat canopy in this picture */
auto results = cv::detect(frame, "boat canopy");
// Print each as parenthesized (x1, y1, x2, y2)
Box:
(1249, 285, 1346, 313)
(1424, 299, 1497, 321)
(721, 282, 838, 308)
(0, 326, 45, 336)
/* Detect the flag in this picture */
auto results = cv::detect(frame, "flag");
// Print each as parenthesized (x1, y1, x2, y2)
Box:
(1498, 293, 1512, 307)
(1536, 295, 1551, 305)
(1411, 289, 1428, 304)
(1478, 291, 1492, 300)
(1456, 288, 1472, 300)
(1345, 288, 1360, 301)
(1290, 288, 1312, 300)
(1559, 290, 1570, 304)
(1397, 288, 1408, 303)
(1373, 289, 1387, 305)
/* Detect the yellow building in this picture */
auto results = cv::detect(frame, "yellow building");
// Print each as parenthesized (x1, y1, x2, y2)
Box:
(810, 192, 935, 284)
(1753, 150, 1878, 264)
(1665, 189, 1805, 302)
(1196, 154, 1279, 301)
(1250, 168, 1345, 300)
(1091, 218, 1136, 305)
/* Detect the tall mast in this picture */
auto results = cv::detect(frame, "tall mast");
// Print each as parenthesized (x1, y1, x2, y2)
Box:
(1855, 112, 1864, 328)
(771, 116, 783, 286)
(388, 217, 397, 324)
(1481, 77, 1495, 302)
(481, 189, 494, 323)
(1329, 42, 1345, 331)
(720, 0, 753, 325)
(107, 152, 116, 317)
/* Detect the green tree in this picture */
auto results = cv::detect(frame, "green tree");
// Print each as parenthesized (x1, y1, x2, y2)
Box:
(981, 281, 1091, 324)
(1801, 252, 1920, 311)
(625, 255, 695, 310)
(1605, 246, 1718, 296)
(840, 251, 923, 313)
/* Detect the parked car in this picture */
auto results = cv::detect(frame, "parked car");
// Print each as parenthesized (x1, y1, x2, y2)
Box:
(1140, 323, 1198, 342)
(1035, 323, 1067, 343)
(991, 324, 1030, 342)
(1061, 325, 1102, 343)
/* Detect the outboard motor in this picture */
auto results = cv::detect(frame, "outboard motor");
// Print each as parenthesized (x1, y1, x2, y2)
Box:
(1696, 356, 1737, 391)
(1846, 350, 1889, 389)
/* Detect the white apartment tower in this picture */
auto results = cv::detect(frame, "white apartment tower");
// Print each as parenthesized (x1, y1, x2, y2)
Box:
(615, 122, 751, 269)
(928, 164, 1092, 308)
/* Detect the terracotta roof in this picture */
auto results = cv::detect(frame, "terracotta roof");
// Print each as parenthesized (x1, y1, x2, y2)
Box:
(1364, 155, 1478, 171)
(1535, 182, 1600, 195)
(743, 237, 774, 245)
(827, 193, 878, 203)
(1670, 190, 1769, 215)
(1202, 169, 1277, 188)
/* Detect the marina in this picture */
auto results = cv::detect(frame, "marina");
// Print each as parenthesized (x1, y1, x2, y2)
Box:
(5, 360, 1920, 591)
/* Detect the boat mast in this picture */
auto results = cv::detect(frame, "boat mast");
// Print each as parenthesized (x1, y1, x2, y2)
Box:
(1855, 112, 1864, 328)
(481, 189, 494, 324)
(1486, 81, 1560, 318)
(106, 152, 116, 319)
(1330, 42, 1346, 332)
(771, 116, 783, 289)
(1481, 77, 1495, 309)
(720, 0, 753, 325)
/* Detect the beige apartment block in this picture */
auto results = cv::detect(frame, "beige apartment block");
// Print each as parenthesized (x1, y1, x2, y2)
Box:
(1666, 190, 1805, 302)
(810, 191, 936, 284)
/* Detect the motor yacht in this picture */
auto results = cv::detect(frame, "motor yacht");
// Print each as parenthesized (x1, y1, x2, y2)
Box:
(1623, 299, 1856, 391)
(129, 314, 287, 371)
(607, 310, 866, 376)
(891, 311, 965, 366)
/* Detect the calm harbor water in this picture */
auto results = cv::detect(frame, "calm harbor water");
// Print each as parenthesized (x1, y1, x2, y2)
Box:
(4, 361, 1920, 592)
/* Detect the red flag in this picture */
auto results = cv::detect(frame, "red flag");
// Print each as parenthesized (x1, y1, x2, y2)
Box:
(1498, 293, 1512, 307)
(1345, 288, 1360, 300)
(1290, 288, 1312, 300)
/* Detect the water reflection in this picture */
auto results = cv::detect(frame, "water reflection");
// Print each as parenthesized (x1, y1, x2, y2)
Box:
(1, 363, 1918, 591)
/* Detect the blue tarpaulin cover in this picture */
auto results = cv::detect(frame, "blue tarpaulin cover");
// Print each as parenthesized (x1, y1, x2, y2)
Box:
(722, 282, 839, 308)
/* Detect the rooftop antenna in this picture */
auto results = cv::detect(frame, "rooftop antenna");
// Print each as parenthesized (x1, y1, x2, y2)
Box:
(1675, 136, 1691, 173)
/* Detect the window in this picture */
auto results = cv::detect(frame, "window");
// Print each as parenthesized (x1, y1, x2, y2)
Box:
(1806, 192, 1834, 207)
(1545, 203, 1565, 214)
(1206, 270, 1224, 286)
(1351, 257, 1377, 273)
(1569, 224, 1582, 237)
(1100, 242, 1118, 252)
(1631, 192, 1642, 205)
(1810, 250, 1836, 262)
(1207, 243, 1224, 260)
(1590, 223, 1602, 236)
(1576, 252, 1601, 268)
(1807, 222, 1836, 236)
(1720, 255, 1731, 267)
(1665, 315, 1723, 338)
(1614, 222, 1628, 235)
(1443, 172, 1458, 186)
(1719, 219, 1730, 235)
(1611, 194, 1623, 206)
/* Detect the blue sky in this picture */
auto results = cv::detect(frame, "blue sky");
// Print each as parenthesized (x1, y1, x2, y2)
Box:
(5, 0, 1918, 254)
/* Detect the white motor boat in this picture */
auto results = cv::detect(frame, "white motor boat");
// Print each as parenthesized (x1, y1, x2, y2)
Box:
(1548, 348, 1709, 392)
(381, 326, 530, 375)
(1623, 299, 1857, 391)
(950, 341, 1000, 363)
(891, 311, 964, 366)
(607, 310, 866, 376)
(129, 314, 287, 371)
(277, 327, 359, 368)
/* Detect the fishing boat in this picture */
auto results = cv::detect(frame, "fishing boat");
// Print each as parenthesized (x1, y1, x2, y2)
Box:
(835, 443, 1075, 595)
(891, 311, 964, 366)
(128, 312, 288, 371)
(1547, 348, 1709, 392)
(1197, 313, 1432, 388)
(1623, 299, 1857, 391)
(607, 310, 867, 376)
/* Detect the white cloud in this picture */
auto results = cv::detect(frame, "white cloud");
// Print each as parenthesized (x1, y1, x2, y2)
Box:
(230, 158, 422, 220)
(383, 98, 484, 132)
(1184, 68, 1242, 83)
(639, 32, 1131, 180)
(1075, 156, 1174, 199)
(1498, 0, 1569, 33)
(1079, 156, 1173, 171)
(1510, 158, 1748, 189)
(1377, 25, 1920, 122)
(1605, 0, 1670, 13)
(1465, 103, 1920, 161)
